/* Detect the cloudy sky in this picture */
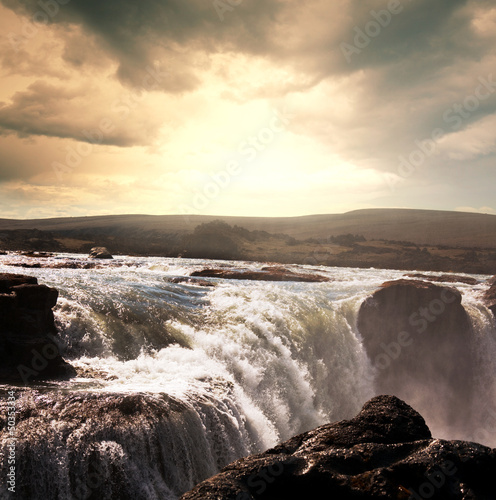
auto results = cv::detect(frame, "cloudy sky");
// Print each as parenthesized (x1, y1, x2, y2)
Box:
(0, 0, 495, 219)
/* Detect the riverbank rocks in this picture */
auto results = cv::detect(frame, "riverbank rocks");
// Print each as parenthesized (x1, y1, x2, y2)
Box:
(0, 273, 75, 382)
(181, 395, 496, 499)
(89, 247, 113, 259)
(357, 279, 474, 430)
(404, 273, 479, 285)
(190, 266, 330, 282)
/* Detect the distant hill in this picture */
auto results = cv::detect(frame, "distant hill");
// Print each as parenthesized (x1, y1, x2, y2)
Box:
(0, 209, 496, 248)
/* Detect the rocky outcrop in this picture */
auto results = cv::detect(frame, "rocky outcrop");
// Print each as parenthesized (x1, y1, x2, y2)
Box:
(1, 253, 131, 269)
(190, 266, 330, 283)
(404, 273, 479, 285)
(0, 389, 247, 499)
(7, 260, 106, 269)
(89, 247, 113, 259)
(181, 395, 495, 499)
(21, 251, 54, 258)
(169, 277, 217, 287)
(357, 279, 474, 429)
(0, 273, 75, 382)
(484, 275, 496, 317)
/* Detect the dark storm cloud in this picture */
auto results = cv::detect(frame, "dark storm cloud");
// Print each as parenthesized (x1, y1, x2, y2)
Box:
(2, 0, 492, 94)
(1, 0, 283, 91)
(278, 0, 496, 173)
(285, 0, 482, 86)
(0, 81, 167, 146)
(0, 82, 85, 141)
(1, 0, 495, 165)
(341, 0, 490, 84)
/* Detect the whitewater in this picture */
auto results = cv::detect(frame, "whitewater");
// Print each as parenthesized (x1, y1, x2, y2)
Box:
(0, 254, 495, 499)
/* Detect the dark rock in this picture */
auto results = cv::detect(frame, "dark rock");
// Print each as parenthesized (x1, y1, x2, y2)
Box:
(169, 277, 217, 287)
(404, 273, 479, 285)
(5, 260, 105, 270)
(357, 280, 474, 429)
(181, 395, 496, 499)
(191, 266, 330, 283)
(89, 246, 113, 259)
(483, 275, 496, 317)
(0, 390, 236, 499)
(270, 395, 432, 455)
(13, 284, 59, 310)
(0, 273, 75, 382)
(21, 251, 53, 258)
(0, 273, 38, 293)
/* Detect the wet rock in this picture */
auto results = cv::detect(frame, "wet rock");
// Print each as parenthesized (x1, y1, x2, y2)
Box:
(169, 277, 217, 287)
(191, 266, 330, 283)
(89, 247, 113, 259)
(0, 273, 38, 292)
(0, 390, 241, 499)
(21, 251, 53, 258)
(5, 260, 105, 270)
(181, 395, 495, 500)
(0, 273, 75, 382)
(404, 273, 479, 285)
(357, 279, 474, 430)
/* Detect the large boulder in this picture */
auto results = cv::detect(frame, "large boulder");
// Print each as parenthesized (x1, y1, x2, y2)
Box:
(181, 395, 496, 499)
(357, 279, 474, 430)
(89, 247, 113, 259)
(0, 273, 75, 382)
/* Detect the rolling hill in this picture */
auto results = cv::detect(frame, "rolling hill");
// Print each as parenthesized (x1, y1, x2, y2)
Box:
(1, 209, 495, 274)
(0, 209, 496, 248)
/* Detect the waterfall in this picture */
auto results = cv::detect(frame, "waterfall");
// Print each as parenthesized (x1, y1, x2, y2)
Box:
(0, 256, 494, 499)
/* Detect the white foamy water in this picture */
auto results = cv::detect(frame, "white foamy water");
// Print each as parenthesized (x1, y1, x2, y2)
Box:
(0, 253, 494, 499)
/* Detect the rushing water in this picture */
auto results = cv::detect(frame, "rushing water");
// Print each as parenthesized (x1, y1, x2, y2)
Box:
(0, 254, 494, 499)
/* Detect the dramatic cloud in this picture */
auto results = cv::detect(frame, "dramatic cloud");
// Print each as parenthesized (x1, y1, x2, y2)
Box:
(0, 0, 495, 217)
(1, 0, 282, 91)
(0, 79, 172, 146)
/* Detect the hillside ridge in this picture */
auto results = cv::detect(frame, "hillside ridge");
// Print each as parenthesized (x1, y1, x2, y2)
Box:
(1, 208, 495, 248)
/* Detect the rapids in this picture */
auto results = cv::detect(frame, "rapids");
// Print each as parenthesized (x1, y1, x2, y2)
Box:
(0, 254, 494, 499)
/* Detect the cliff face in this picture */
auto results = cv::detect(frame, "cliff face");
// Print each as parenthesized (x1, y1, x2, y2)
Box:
(181, 395, 496, 500)
(0, 273, 75, 382)
(357, 279, 474, 429)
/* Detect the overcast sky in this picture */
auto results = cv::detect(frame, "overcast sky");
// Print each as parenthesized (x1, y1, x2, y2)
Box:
(0, 0, 495, 219)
